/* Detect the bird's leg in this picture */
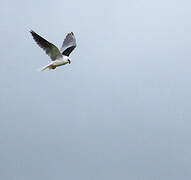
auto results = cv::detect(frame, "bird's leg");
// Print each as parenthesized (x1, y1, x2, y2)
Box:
(50, 65, 56, 69)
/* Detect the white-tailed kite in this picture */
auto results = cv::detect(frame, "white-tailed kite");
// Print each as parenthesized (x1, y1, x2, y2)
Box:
(30, 30, 76, 71)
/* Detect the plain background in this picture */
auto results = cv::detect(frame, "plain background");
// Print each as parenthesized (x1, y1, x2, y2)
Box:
(1, 0, 191, 179)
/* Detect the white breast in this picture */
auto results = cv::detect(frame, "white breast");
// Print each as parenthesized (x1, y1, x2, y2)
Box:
(53, 57, 68, 67)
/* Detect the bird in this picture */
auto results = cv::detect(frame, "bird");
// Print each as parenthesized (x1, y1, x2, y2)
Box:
(30, 30, 76, 71)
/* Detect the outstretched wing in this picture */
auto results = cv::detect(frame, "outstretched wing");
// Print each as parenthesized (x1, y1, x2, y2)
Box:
(30, 30, 62, 61)
(60, 32, 76, 56)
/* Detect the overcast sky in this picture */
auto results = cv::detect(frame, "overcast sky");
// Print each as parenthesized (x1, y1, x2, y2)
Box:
(1, 0, 191, 179)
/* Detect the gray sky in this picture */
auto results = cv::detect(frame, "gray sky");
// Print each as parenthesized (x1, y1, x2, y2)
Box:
(1, 0, 191, 179)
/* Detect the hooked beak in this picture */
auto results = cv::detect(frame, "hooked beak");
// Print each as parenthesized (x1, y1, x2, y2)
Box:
(68, 59, 71, 64)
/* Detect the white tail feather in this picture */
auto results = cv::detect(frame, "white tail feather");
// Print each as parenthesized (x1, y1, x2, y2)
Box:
(40, 62, 54, 71)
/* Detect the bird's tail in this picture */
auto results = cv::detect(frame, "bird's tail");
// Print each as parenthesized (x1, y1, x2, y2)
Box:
(39, 62, 54, 71)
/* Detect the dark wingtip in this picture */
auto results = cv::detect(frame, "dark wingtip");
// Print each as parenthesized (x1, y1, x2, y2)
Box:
(30, 30, 36, 35)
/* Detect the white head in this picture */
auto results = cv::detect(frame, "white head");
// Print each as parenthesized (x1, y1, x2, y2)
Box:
(67, 58, 72, 64)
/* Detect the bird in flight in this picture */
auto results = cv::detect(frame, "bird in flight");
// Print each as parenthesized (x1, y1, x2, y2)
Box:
(30, 30, 76, 71)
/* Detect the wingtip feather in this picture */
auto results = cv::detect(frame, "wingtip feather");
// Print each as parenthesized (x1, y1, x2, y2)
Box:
(30, 30, 35, 35)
